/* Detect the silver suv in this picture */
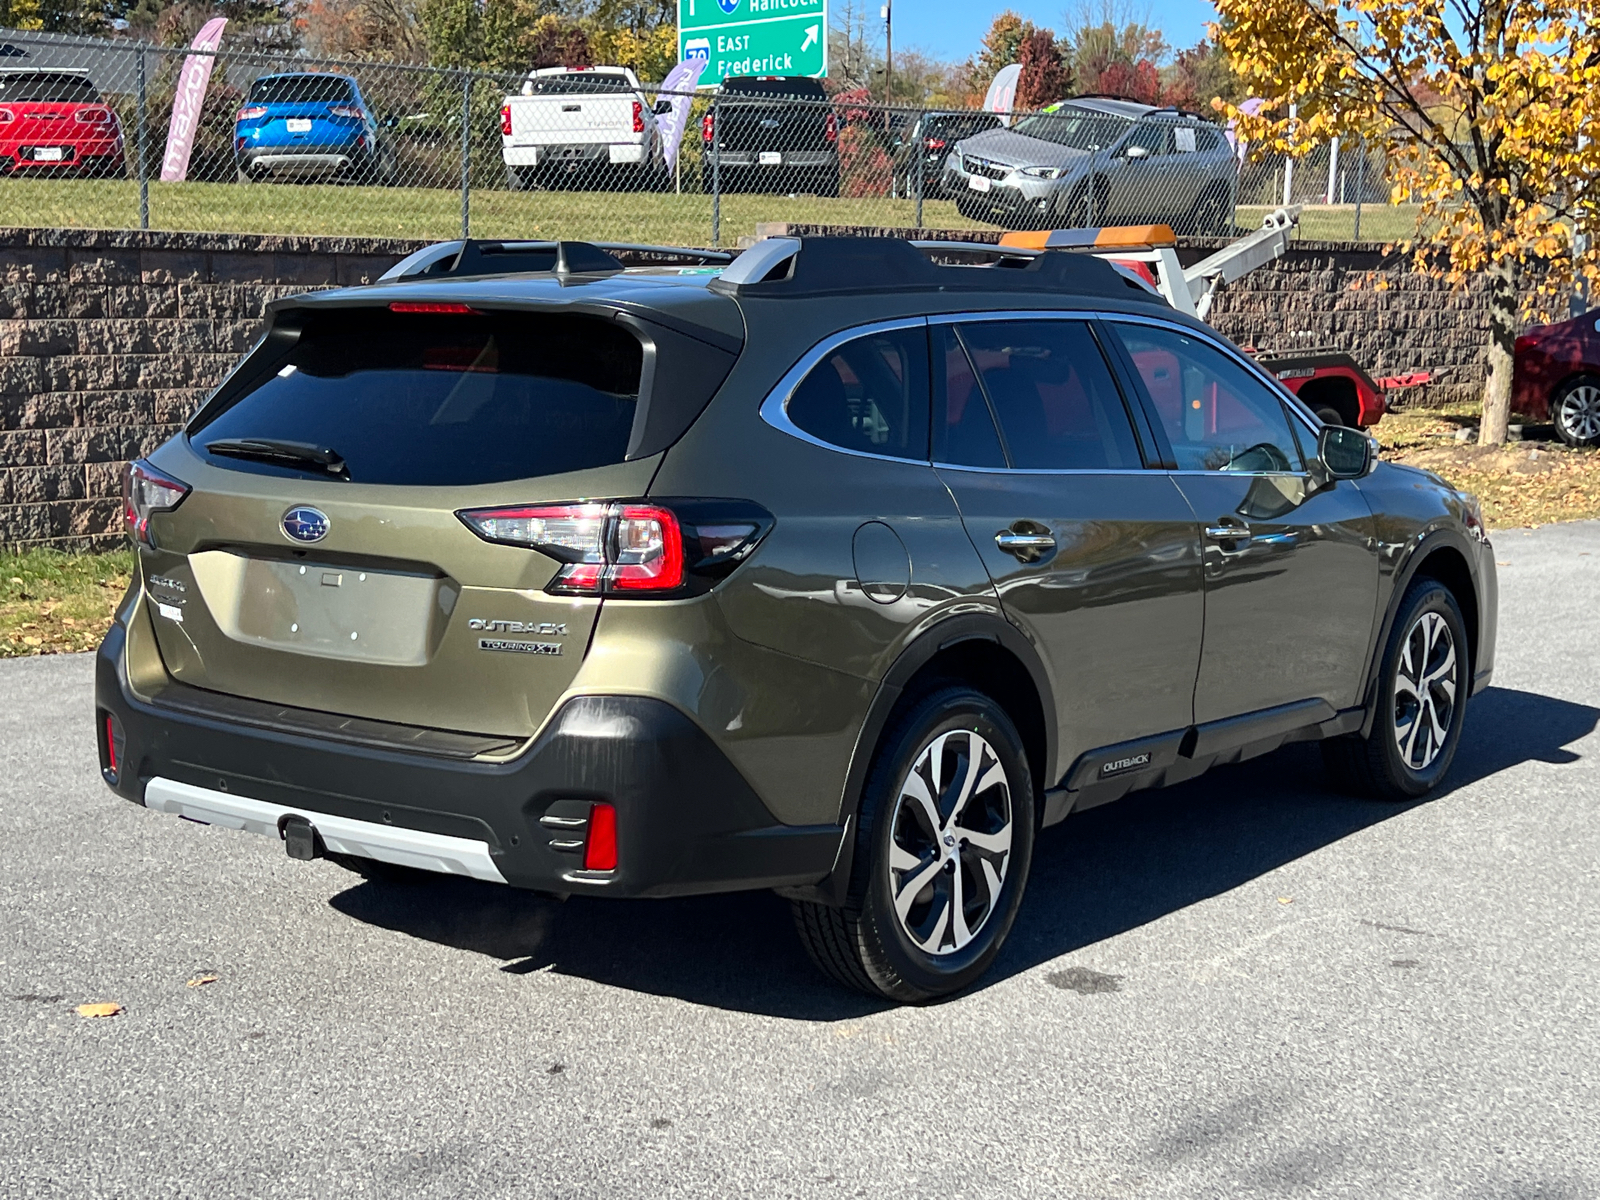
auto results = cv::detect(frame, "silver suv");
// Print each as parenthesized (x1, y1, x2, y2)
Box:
(946, 97, 1238, 234)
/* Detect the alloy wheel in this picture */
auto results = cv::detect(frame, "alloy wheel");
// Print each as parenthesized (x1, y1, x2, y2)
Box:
(1558, 383, 1600, 443)
(887, 729, 1014, 956)
(1392, 610, 1458, 770)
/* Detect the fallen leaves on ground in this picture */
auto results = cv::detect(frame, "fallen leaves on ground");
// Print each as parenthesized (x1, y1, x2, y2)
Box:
(75, 1002, 123, 1019)
(186, 974, 220, 988)
(0, 548, 132, 658)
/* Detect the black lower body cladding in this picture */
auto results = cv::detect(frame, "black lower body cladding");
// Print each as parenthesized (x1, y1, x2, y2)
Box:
(95, 621, 844, 898)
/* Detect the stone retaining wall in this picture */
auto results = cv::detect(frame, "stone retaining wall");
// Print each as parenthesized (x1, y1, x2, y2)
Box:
(0, 227, 426, 551)
(2, 223, 1501, 551)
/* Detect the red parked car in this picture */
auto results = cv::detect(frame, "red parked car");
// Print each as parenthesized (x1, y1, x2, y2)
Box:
(1514, 309, 1600, 446)
(0, 69, 125, 178)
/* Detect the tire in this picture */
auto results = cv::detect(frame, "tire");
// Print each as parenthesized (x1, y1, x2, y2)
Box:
(1313, 404, 1345, 427)
(1323, 579, 1470, 800)
(235, 166, 254, 184)
(791, 686, 1036, 1002)
(1552, 375, 1600, 447)
(1059, 182, 1096, 229)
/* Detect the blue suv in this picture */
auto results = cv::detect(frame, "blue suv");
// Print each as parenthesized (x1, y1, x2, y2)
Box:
(234, 72, 396, 184)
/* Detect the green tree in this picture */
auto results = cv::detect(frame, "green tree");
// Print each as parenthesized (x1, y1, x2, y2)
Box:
(420, 0, 480, 68)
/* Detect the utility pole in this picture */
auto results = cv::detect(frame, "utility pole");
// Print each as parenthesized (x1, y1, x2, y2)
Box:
(881, 1, 892, 103)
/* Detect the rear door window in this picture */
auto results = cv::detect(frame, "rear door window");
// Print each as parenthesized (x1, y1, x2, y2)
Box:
(787, 326, 930, 460)
(953, 320, 1144, 470)
(933, 325, 1006, 468)
(193, 309, 643, 486)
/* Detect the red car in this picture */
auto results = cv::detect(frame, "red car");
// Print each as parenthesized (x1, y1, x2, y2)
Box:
(0, 69, 125, 178)
(1514, 309, 1600, 446)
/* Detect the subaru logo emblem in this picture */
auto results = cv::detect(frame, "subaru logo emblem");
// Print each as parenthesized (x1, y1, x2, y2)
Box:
(717, 0, 738, 12)
(282, 506, 330, 543)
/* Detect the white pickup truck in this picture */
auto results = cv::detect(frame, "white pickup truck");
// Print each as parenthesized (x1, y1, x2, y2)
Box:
(499, 66, 671, 191)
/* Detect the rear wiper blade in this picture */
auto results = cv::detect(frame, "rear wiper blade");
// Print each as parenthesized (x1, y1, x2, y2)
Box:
(204, 438, 349, 479)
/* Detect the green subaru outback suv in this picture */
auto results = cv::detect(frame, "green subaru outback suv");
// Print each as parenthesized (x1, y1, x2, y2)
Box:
(96, 236, 1497, 1001)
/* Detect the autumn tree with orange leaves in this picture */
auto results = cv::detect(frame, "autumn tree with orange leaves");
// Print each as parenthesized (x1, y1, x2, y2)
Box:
(1214, 0, 1600, 444)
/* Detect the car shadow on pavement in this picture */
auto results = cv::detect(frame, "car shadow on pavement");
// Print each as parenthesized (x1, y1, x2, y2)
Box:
(327, 685, 1597, 1020)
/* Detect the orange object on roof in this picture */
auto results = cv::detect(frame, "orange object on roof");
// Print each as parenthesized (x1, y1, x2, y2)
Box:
(999, 224, 1178, 251)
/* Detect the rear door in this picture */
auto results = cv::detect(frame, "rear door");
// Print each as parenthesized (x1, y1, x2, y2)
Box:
(138, 306, 661, 739)
(932, 315, 1204, 784)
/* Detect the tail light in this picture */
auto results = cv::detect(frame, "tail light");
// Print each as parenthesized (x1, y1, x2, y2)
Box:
(632, 99, 643, 133)
(584, 803, 618, 871)
(925, 137, 945, 150)
(329, 104, 363, 119)
(236, 106, 267, 121)
(457, 499, 772, 597)
(1514, 335, 1536, 356)
(122, 460, 189, 547)
(825, 112, 838, 143)
(389, 300, 478, 314)
(75, 106, 114, 124)
(500, 103, 513, 135)
(0, 108, 13, 124)
(702, 111, 714, 143)
(236, 136, 247, 151)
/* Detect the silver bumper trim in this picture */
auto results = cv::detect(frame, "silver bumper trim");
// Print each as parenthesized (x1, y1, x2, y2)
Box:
(143, 776, 507, 884)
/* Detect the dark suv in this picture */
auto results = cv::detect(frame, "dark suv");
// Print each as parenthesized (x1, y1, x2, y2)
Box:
(701, 75, 839, 196)
(97, 237, 1496, 1002)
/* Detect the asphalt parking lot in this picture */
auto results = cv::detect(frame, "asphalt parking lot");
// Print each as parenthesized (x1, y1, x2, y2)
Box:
(3, 521, 1599, 1199)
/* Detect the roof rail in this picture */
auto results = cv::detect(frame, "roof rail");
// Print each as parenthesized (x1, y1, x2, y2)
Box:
(378, 239, 732, 283)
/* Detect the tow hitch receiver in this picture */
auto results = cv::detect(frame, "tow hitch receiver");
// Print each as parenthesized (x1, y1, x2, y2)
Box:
(281, 815, 322, 861)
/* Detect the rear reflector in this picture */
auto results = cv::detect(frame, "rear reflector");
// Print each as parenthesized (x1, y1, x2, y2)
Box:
(104, 715, 118, 776)
(584, 802, 618, 871)
(388, 301, 478, 314)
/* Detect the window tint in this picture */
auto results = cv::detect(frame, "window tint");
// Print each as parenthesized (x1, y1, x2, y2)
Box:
(0, 73, 100, 103)
(1111, 323, 1305, 473)
(249, 75, 357, 105)
(933, 326, 1006, 468)
(788, 326, 930, 460)
(194, 310, 642, 486)
(722, 76, 827, 99)
(1124, 122, 1171, 156)
(955, 321, 1143, 470)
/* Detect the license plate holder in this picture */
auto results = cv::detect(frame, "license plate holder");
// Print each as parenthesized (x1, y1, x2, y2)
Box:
(285, 118, 312, 133)
(967, 174, 992, 193)
(33, 147, 65, 161)
(759, 151, 783, 166)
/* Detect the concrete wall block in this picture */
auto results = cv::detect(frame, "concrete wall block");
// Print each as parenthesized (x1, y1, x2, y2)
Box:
(102, 284, 178, 319)
(1, 248, 68, 285)
(0, 319, 76, 356)
(68, 249, 143, 286)
(55, 497, 123, 538)
(154, 389, 207, 424)
(48, 425, 161, 465)
(41, 355, 139, 393)
(0, 469, 11, 505)
(85, 460, 125, 498)
(1, 391, 79, 432)
(178, 283, 279, 320)
(274, 253, 339, 286)
(138, 353, 236, 391)
(141, 249, 209, 285)
(0, 502, 52, 542)
(0, 430, 47, 466)
(0, 357, 45, 398)
(10, 464, 88, 503)
(0, 284, 32, 320)
(76, 318, 167, 356)
(82, 391, 155, 427)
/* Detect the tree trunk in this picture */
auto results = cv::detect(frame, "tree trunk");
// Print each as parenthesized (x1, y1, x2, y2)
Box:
(1480, 258, 1518, 446)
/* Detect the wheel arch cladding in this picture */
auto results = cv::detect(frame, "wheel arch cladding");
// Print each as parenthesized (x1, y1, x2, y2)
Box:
(1410, 543, 1479, 679)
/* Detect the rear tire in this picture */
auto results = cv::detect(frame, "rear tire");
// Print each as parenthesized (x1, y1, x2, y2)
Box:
(1313, 404, 1345, 426)
(1553, 375, 1600, 447)
(791, 687, 1036, 1002)
(1323, 579, 1469, 800)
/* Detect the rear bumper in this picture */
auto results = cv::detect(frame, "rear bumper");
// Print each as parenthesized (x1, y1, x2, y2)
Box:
(709, 151, 836, 169)
(95, 619, 844, 898)
(239, 144, 367, 174)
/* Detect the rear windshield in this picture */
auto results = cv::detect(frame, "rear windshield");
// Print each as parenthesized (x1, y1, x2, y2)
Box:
(0, 73, 99, 103)
(925, 113, 1002, 140)
(1011, 108, 1131, 151)
(248, 75, 356, 105)
(194, 310, 643, 486)
(722, 77, 826, 99)
(523, 72, 631, 95)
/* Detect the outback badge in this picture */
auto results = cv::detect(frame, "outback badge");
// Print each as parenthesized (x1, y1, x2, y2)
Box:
(282, 506, 330, 544)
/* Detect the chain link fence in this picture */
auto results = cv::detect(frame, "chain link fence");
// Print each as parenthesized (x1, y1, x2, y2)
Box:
(0, 29, 1412, 246)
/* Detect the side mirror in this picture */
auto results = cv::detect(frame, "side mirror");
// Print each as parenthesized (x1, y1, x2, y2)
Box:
(1317, 424, 1373, 479)
(653, 99, 673, 115)
(1124, 144, 1150, 160)
(382, 114, 400, 129)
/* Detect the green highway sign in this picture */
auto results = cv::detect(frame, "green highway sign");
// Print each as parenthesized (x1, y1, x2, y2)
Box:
(678, 0, 827, 86)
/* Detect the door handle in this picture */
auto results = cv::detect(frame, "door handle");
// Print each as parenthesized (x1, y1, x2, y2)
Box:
(1204, 523, 1250, 541)
(995, 530, 1056, 561)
